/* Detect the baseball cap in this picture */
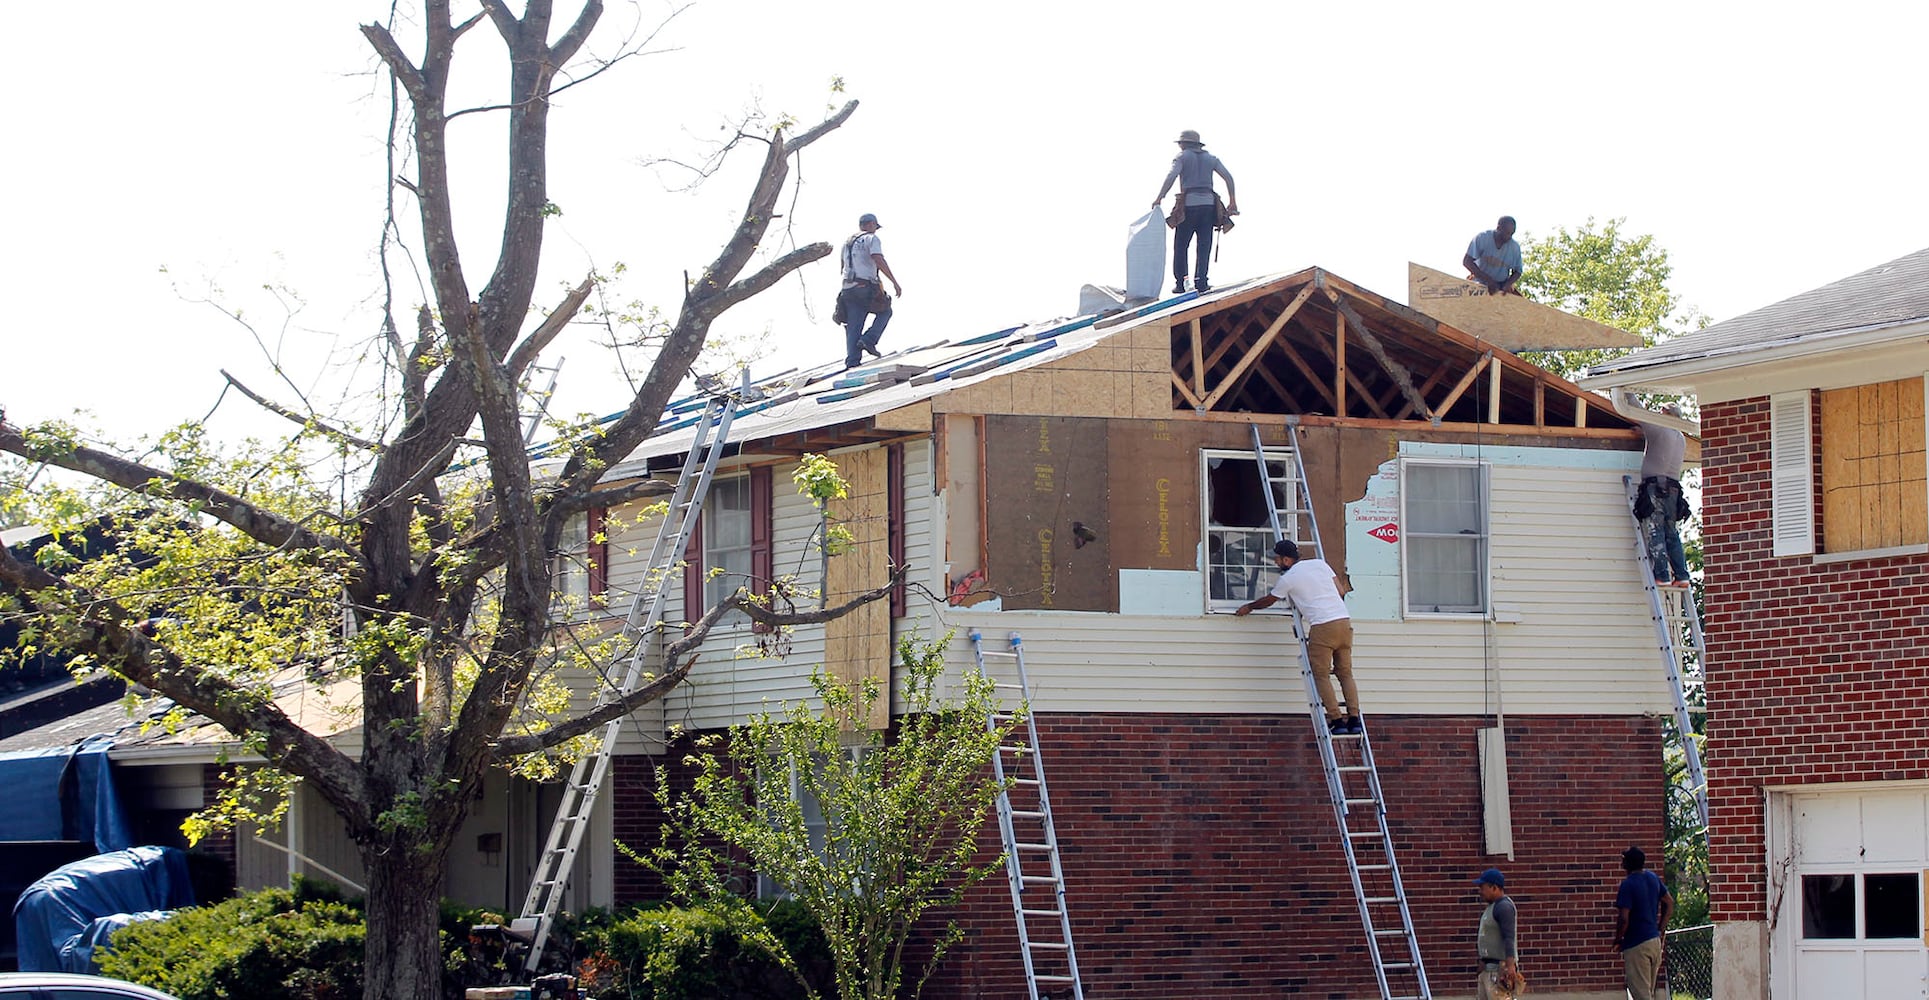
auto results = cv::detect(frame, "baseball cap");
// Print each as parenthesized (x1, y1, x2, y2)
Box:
(858, 212, 881, 227)
(1474, 868, 1506, 888)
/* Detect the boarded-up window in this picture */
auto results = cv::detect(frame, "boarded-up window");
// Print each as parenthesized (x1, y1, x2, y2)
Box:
(1819, 378, 1927, 553)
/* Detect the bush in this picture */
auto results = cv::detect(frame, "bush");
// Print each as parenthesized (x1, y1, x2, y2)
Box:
(96, 881, 364, 1000)
(575, 899, 831, 1000)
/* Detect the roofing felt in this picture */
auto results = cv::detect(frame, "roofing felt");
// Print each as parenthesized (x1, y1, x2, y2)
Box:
(1588, 244, 1929, 378)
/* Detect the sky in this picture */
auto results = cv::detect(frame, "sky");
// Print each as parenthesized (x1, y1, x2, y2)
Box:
(3, 1, 1926, 446)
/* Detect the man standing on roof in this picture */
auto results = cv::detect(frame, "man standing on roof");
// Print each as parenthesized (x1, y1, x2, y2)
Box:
(837, 212, 903, 370)
(1234, 539, 1361, 735)
(1464, 215, 1524, 295)
(1474, 868, 1522, 1000)
(1153, 130, 1237, 295)
(1626, 393, 1693, 589)
(1613, 846, 1674, 1000)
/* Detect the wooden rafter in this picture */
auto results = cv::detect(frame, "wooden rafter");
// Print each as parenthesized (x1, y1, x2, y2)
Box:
(1189, 319, 1204, 398)
(1333, 310, 1347, 418)
(1434, 352, 1493, 417)
(1201, 284, 1318, 410)
(1272, 335, 1342, 413)
(1307, 327, 1391, 418)
(1326, 289, 1433, 423)
(1250, 361, 1304, 413)
(1172, 370, 1205, 409)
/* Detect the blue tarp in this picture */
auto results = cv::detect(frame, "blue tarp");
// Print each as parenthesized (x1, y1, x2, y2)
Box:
(0, 738, 135, 853)
(12, 846, 194, 973)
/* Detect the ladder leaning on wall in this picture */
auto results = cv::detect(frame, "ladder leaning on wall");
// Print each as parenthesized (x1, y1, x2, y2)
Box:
(968, 629, 1084, 1000)
(1624, 474, 1710, 832)
(1250, 421, 1432, 1000)
(513, 372, 758, 974)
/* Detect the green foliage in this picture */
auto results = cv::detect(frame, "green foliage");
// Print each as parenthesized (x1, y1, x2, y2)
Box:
(642, 631, 1015, 1000)
(96, 882, 365, 1000)
(1515, 217, 1708, 407)
(573, 899, 832, 1000)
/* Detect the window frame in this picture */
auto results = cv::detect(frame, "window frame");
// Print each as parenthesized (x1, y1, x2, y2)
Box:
(681, 467, 773, 625)
(1199, 447, 1305, 614)
(1399, 457, 1491, 617)
(551, 507, 607, 619)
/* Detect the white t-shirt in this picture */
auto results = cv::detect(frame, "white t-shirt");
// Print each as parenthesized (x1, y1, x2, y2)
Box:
(842, 232, 884, 285)
(1267, 557, 1349, 625)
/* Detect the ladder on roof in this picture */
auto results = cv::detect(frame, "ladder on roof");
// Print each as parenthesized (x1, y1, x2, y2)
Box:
(1251, 421, 1432, 1000)
(515, 370, 759, 974)
(1625, 475, 1710, 832)
(968, 629, 1084, 1000)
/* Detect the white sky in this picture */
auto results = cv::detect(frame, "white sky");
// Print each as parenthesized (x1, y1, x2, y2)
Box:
(4, 1, 1926, 444)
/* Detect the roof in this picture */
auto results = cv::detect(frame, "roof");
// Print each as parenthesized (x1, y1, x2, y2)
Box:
(1587, 245, 1929, 380)
(594, 266, 1633, 475)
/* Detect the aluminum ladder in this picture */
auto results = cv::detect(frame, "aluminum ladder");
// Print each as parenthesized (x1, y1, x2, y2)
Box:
(968, 629, 1084, 1000)
(1625, 475, 1710, 832)
(515, 371, 757, 972)
(1251, 421, 1432, 1000)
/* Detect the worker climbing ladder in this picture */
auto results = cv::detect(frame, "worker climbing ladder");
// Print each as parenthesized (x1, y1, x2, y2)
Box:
(515, 371, 759, 973)
(1250, 421, 1432, 1000)
(1625, 475, 1710, 832)
(968, 629, 1084, 1000)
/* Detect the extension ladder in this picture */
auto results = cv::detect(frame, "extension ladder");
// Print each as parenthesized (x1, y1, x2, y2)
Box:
(968, 629, 1084, 1000)
(1251, 422, 1432, 1000)
(1625, 475, 1709, 832)
(516, 371, 757, 972)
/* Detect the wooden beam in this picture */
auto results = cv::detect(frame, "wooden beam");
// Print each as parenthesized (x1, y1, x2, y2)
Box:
(1434, 352, 1493, 417)
(1534, 380, 1545, 427)
(1305, 328, 1391, 419)
(1575, 395, 1588, 427)
(1272, 335, 1342, 413)
(1250, 362, 1304, 413)
(1488, 359, 1502, 424)
(1201, 284, 1319, 410)
(1333, 309, 1347, 419)
(1326, 290, 1434, 423)
(1189, 318, 1205, 398)
(1171, 369, 1205, 410)
(1179, 409, 1646, 439)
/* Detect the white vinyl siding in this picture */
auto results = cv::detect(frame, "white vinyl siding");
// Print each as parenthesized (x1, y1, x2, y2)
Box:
(1771, 390, 1816, 557)
(1401, 460, 1490, 615)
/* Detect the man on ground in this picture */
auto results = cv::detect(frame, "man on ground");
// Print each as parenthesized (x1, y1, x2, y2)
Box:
(1474, 868, 1520, 1000)
(1613, 846, 1675, 1000)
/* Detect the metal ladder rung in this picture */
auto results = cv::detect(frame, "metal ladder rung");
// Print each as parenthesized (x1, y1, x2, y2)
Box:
(1021, 907, 1064, 918)
(1011, 809, 1044, 819)
(1034, 975, 1077, 983)
(1345, 829, 1386, 839)
(1028, 941, 1070, 951)
(1016, 842, 1054, 852)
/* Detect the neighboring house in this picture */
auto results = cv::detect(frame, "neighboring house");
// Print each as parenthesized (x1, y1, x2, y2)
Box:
(572, 265, 1677, 998)
(1583, 245, 1929, 1000)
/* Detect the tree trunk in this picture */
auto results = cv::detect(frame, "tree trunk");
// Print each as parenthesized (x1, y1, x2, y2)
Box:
(362, 846, 449, 1000)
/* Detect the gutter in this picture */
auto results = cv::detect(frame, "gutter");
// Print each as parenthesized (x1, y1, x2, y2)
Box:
(1577, 317, 1929, 391)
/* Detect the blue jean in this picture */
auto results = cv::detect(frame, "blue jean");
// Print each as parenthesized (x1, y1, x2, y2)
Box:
(841, 284, 891, 368)
(1173, 202, 1217, 289)
(1643, 477, 1691, 583)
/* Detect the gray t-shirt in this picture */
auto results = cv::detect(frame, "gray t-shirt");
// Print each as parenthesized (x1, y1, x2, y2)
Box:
(841, 232, 884, 286)
(1478, 895, 1518, 960)
(1640, 422, 1686, 480)
(1165, 149, 1232, 207)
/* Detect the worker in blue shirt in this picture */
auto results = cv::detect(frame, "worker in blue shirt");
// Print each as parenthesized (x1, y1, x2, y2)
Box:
(1463, 216, 1523, 295)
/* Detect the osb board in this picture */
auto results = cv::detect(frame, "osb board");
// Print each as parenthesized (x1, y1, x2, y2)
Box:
(931, 337, 1167, 420)
(939, 414, 985, 581)
(1106, 418, 1202, 571)
(823, 446, 891, 729)
(1819, 379, 1928, 551)
(873, 399, 932, 432)
(983, 415, 1115, 611)
(1407, 262, 1642, 351)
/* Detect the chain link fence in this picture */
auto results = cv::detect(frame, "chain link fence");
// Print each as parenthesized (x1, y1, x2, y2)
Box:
(1662, 923, 1713, 1000)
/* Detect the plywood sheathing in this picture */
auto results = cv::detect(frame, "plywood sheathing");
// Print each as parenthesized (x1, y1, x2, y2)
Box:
(982, 416, 1115, 612)
(931, 324, 1170, 420)
(873, 399, 933, 432)
(1406, 262, 1643, 351)
(822, 446, 892, 729)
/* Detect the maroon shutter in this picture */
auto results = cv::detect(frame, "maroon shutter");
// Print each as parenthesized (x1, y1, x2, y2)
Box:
(887, 443, 906, 618)
(587, 505, 608, 602)
(682, 510, 703, 624)
(750, 466, 773, 599)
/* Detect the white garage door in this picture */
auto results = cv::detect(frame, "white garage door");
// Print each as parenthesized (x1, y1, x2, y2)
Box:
(1774, 787, 1928, 999)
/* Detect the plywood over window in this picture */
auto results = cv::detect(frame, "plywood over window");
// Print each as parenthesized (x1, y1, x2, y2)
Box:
(824, 447, 892, 728)
(1820, 378, 1928, 552)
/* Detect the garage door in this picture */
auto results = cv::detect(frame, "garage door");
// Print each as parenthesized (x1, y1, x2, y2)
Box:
(1777, 787, 1928, 999)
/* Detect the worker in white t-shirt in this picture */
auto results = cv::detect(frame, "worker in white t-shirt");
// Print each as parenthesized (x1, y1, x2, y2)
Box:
(1234, 539, 1362, 735)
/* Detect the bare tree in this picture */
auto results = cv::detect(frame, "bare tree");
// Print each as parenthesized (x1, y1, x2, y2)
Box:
(0, 3, 862, 996)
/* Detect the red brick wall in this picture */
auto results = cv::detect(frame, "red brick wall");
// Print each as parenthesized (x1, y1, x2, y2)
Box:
(1700, 396, 1929, 923)
(612, 713, 1662, 998)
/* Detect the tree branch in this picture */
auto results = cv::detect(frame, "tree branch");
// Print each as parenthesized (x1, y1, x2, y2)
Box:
(708, 244, 833, 315)
(0, 545, 370, 830)
(220, 370, 384, 452)
(737, 563, 908, 628)
(0, 420, 358, 560)
(358, 22, 427, 104)
(505, 276, 595, 380)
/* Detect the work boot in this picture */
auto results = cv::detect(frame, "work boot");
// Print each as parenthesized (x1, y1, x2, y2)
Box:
(862, 340, 882, 359)
(1172, 278, 1186, 294)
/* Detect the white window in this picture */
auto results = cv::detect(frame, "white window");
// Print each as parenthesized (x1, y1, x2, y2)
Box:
(1401, 459, 1489, 615)
(1202, 449, 1308, 612)
(552, 512, 589, 615)
(757, 747, 866, 899)
(703, 476, 753, 621)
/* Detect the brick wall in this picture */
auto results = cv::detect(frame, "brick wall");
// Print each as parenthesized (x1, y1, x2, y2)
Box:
(612, 713, 1662, 998)
(1700, 396, 1929, 922)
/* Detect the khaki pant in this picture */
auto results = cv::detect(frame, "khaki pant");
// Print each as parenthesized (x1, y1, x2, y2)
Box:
(1306, 618, 1359, 720)
(1622, 936, 1662, 999)
(1474, 966, 1501, 1000)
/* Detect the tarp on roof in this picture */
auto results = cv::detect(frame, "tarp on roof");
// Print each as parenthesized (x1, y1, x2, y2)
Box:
(12, 845, 193, 973)
(0, 738, 134, 852)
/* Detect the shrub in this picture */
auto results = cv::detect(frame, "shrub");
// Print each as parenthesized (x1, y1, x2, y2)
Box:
(96, 882, 364, 999)
(575, 898, 830, 1000)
